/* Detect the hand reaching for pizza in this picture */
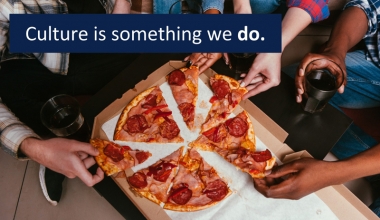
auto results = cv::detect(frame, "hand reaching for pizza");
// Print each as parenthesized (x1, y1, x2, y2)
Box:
(20, 137, 104, 187)
(239, 53, 282, 100)
(184, 53, 222, 74)
(253, 158, 338, 200)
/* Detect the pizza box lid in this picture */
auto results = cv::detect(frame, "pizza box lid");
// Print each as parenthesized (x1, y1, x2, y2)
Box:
(92, 60, 376, 219)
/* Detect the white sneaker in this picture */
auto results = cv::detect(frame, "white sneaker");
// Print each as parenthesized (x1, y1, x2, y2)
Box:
(39, 165, 65, 206)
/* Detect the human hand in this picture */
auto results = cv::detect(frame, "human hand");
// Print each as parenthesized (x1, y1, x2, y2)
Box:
(20, 138, 104, 187)
(253, 158, 337, 199)
(233, 0, 252, 14)
(239, 53, 282, 99)
(295, 53, 347, 103)
(184, 53, 222, 74)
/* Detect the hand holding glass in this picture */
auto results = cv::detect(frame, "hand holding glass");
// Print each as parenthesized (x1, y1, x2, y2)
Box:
(301, 59, 345, 113)
(169, 0, 203, 14)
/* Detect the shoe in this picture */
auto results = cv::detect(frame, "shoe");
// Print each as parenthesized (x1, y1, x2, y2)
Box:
(39, 165, 65, 206)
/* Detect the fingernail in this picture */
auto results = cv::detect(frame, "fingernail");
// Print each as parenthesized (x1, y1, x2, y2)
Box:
(297, 88, 303, 94)
(296, 95, 301, 103)
(240, 81, 246, 87)
(265, 169, 272, 176)
(298, 68, 304, 76)
(240, 74, 246, 77)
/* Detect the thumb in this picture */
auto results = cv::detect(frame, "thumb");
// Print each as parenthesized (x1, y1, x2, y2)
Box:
(241, 66, 260, 88)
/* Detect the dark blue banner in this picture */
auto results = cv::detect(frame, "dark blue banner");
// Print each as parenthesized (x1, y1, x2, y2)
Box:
(10, 14, 281, 53)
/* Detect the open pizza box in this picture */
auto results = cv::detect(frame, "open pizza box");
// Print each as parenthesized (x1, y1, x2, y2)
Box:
(92, 61, 377, 219)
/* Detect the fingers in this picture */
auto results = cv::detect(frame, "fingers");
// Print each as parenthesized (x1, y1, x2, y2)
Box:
(222, 53, 229, 65)
(240, 65, 260, 88)
(75, 163, 104, 187)
(82, 156, 96, 169)
(184, 53, 202, 65)
(242, 79, 273, 100)
(76, 143, 99, 157)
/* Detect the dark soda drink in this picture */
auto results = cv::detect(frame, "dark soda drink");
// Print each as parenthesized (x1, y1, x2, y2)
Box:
(228, 53, 256, 79)
(306, 69, 336, 91)
(49, 106, 91, 142)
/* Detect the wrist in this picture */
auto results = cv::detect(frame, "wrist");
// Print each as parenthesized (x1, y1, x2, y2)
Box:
(20, 137, 42, 161)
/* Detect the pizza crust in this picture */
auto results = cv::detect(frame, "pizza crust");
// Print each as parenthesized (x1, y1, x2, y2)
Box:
(114, 87, 156, 141)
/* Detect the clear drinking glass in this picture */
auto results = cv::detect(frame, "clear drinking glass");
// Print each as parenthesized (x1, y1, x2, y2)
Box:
(169, 0, 203, 14)
(227, 53, 257, 80)
(40, 94, 90, 141)
(301, 58, 345, 113)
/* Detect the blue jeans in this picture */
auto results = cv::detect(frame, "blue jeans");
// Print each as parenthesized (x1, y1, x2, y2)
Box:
(282, 50, 380, 216)
(153, 0, 224, 14)
(249, 0, 283, 14)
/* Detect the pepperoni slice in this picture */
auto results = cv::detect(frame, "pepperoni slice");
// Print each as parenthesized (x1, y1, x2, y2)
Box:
(169, 186, 192, 205)
(252, 149, 272, 162)
(159, 119, 180, 140)
(203, 179, 228, 201)
(128, 172, 148, 189)
(211, 79, 230, 100)
(141, 94, 157, 109)
(168, 69, 186, 86)
(202, 124, 228, 143)
(124, 115, 149, 134)
(103, 143, 124, 162)
(147, 161, 177, 182)
(226, 117, 248, 137)
(136, 151, 150, 163)
(178, 102, 195, 122)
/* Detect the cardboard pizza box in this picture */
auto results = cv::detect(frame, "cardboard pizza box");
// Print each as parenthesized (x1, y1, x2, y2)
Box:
(92, 61, 377, 219)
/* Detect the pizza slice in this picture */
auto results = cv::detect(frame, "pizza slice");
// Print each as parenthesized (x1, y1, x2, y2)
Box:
(164, 148, 231, 211)
(190, 111, 276, 178)
(127, 147, 184, 204)
(201, 74, 248, 133)
(114, 86, 184, 143)
(167, 66, 198, 130)
(90, 138, 151, 176)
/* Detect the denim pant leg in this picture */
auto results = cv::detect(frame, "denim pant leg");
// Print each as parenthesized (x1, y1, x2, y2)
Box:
(154, 0, 224, 14)
(249, 0, 283, 14)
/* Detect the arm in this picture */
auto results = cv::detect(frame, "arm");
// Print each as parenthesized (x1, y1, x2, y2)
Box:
(0, 99, 104, 186)
(112, 0, 132, 14)
(254, 143, 380, 199)
(295, 6, 369, 102)
(240, 7, 313, 99)
(233, 0, 252, 14)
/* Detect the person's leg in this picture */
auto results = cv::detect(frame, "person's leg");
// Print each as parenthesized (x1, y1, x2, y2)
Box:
(0, 59, 65, 136)
(249, 0, 282, 14)
(154, 0, 177, 13)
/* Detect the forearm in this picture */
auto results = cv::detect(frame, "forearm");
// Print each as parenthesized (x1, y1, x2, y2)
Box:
(329, 144, 380, 185)
(112, 0, 132, 14)
(323, 7, 368, 57)
(233, 0, 252, 14)
(281, 7, 312, 52)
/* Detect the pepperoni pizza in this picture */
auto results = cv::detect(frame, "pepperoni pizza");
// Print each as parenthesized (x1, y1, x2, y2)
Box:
(164, 148, 231, 211)
(201, 74, 248, 133)
(167, 66, 199, 130)
(90, 138, 151, 176)
(128, 147, 231, 211)
(127, 147, 184, 204)
(190, 111, 276, 178)
(114, 86, 184, 143)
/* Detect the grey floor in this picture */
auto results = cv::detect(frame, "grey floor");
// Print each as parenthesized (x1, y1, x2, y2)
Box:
(0, 149, 124, 220)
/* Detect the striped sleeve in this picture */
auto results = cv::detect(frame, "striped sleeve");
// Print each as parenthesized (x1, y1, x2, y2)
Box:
(0, 99, 40, 160)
